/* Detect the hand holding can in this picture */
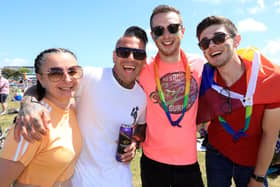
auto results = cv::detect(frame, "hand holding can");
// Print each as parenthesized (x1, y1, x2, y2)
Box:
(116, 124, 133, 162)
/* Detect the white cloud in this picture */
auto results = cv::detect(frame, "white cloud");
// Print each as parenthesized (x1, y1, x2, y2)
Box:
(248, 7, 258, 14)
(237, 18, 267, 32)
(257, 0, 264, 8)
(262, 38, 280, 65)
(194, 0, 254, 4)
(239, 0, 255, 3)
(275, 0, 280, 13)
(193, 0, 223, 4)
(248, 0, 264, 14)
(1, 58, 31, 67)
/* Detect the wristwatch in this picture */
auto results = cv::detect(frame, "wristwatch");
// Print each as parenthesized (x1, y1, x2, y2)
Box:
(251, 173, 265, 183)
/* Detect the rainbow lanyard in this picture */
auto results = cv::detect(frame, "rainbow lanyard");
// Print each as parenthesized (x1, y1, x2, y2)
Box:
(154, 49, 191, 127)
(215, 66, 253, 142)
(218, 105, 252, 142)
(210, 50, 260, 142)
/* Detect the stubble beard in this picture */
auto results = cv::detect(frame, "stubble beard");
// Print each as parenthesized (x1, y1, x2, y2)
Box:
(158, 41, 180, 59)
(112, 68, 135, 89)
(209, 45, 234, 69)
(217, 50, 234, 69)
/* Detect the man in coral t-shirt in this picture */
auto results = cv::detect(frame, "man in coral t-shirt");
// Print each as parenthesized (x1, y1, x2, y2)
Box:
(138, 5, 204, 187)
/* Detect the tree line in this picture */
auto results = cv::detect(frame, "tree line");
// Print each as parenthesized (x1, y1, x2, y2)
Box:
(1, 67, 31, 80)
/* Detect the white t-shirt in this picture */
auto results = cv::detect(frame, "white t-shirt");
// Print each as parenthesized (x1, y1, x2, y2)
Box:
(72, 67, 146, 187)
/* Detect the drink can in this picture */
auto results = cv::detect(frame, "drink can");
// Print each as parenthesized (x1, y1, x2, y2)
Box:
(116, 124, 133, 162)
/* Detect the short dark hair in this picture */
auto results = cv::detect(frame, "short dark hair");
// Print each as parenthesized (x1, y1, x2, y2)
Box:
(123, 26, 148, 46)
(150, 5, 182, 28)
(196, 16, 238, 39)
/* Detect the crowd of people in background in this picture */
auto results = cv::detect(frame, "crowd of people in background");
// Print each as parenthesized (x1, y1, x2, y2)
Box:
(0, 73, 37, 106)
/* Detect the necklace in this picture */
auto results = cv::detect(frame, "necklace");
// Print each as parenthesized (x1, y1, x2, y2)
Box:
(154, 49, 191, 127)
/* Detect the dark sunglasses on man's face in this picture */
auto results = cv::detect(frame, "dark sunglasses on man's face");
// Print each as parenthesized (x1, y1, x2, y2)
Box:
(116, 47, 146, 60)
(41, 66, 83, 82)
(152, 23, 181, 37)
(198, 32, 232, 50)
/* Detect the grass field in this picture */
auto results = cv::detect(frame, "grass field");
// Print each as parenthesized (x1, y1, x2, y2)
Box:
(1, 92, 280, 187)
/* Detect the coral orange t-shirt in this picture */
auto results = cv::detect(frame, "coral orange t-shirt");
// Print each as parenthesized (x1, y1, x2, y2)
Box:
(139, 54, 204, 165)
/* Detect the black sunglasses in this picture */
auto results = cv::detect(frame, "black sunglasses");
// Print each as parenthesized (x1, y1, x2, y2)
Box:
(152, 23, 181, 37)
(116, 47, 146, 60)
(41, 66, 83, 82)
(198, 33, 232, 50)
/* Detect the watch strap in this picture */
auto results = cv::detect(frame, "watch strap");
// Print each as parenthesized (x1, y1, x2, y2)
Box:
(251, 173, 265, 183)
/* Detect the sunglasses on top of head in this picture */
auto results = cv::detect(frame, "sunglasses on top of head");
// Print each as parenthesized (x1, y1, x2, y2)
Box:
(198, 32, 233, 50)
(152, 23, 182, 37)
(116, 47, 146, 60)
(41, 66, 83, 82)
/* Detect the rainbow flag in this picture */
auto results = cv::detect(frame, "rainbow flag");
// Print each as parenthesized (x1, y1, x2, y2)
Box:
(197, 47, 280, 124)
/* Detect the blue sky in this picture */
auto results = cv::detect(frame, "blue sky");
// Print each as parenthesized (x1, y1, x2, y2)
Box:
(1, 0, 280, 68)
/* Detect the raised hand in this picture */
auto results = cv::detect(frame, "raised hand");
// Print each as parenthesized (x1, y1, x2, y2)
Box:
(13, 96, 51, 142)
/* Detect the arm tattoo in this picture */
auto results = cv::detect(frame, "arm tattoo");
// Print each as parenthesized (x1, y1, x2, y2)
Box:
(19, 96, 43, 116)
(20, 96, 41, 109)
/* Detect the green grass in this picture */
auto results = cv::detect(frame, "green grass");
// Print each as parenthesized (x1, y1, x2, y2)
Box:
(0, 89, 20, 132)
(1, 92, 279, 187)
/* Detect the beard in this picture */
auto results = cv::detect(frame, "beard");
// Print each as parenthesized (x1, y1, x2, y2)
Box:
(156, 39, 181, 57)
(207, 44, 234, 68)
